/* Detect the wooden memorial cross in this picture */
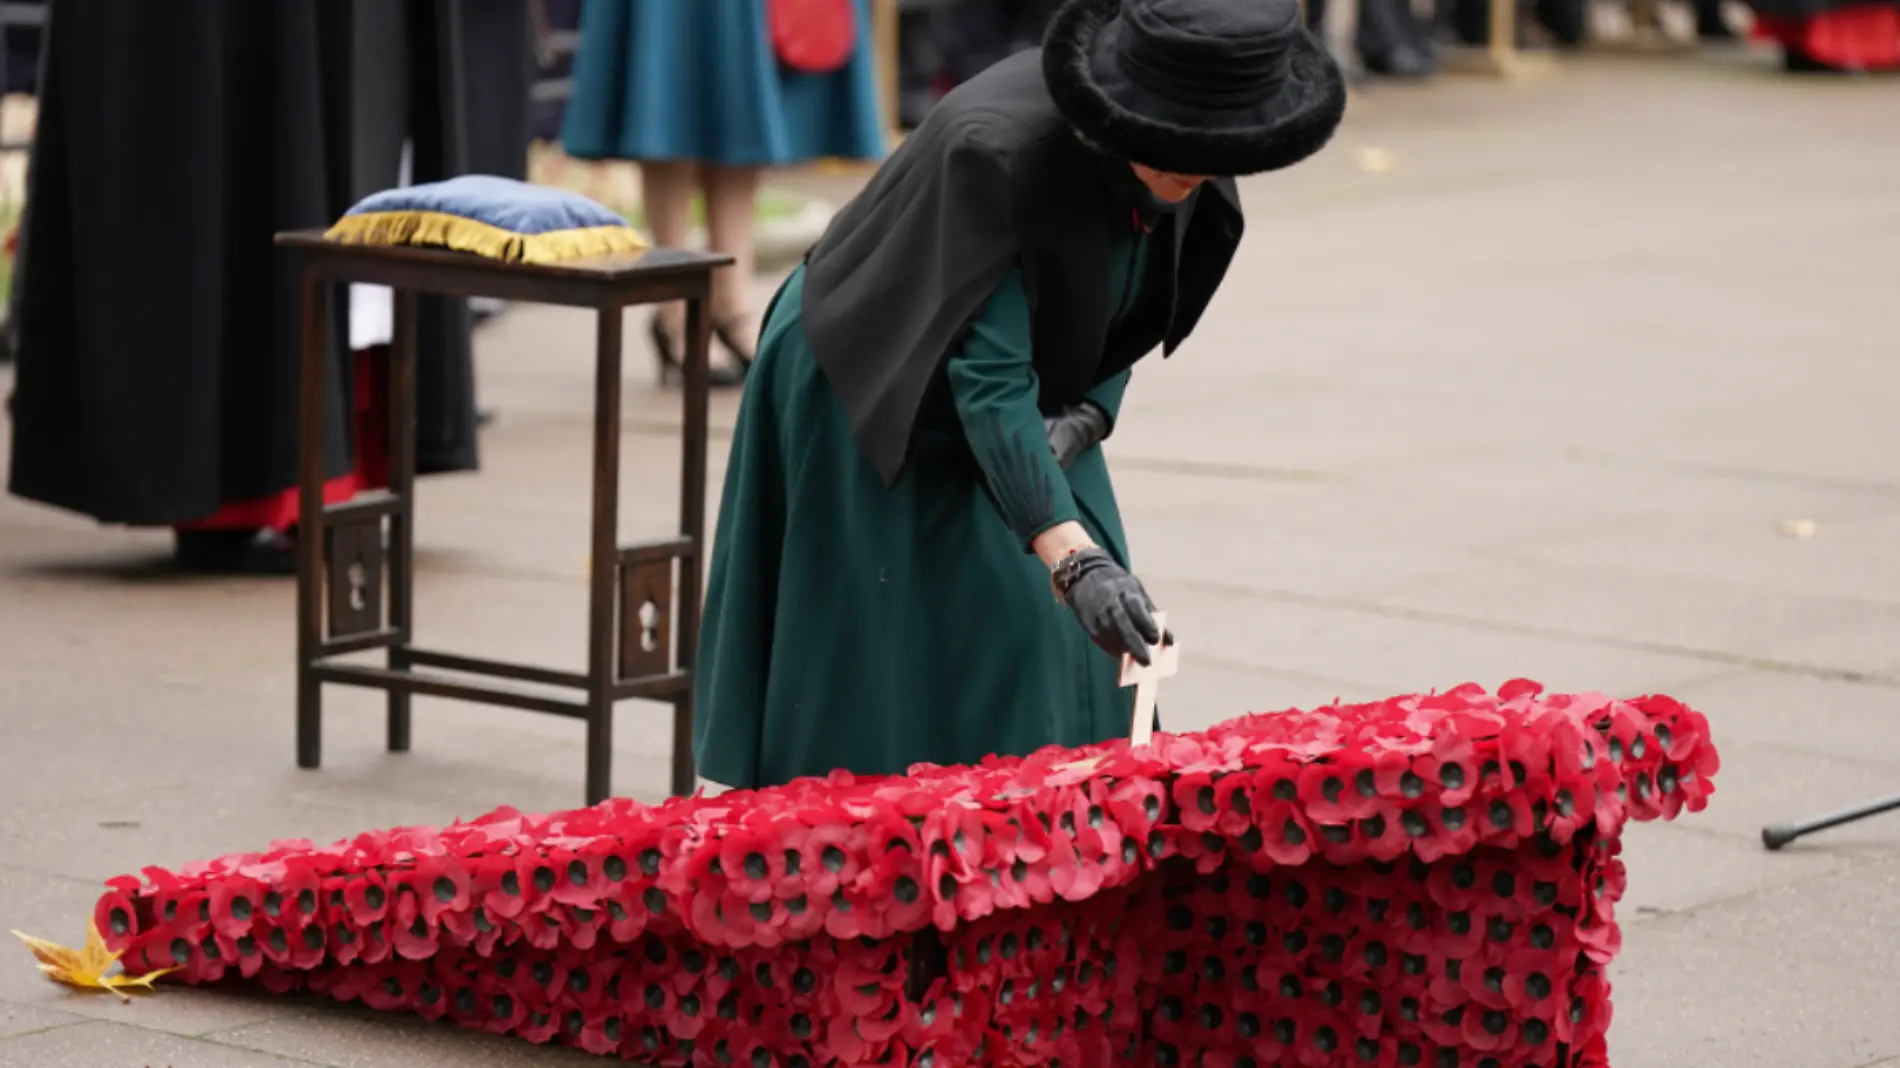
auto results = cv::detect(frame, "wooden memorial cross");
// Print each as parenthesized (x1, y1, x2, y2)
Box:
(1119, 611, 1178, 748)
(1050, 612, 1178, 775)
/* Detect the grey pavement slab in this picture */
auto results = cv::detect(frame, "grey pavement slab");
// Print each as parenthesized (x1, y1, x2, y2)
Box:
(0, 1019, 333, 1068)
(207, 1009, 609, 1068)
(1614, 819, 1859, 918)
(1609, 907, 1900, 1068)
(1365, 557, 1900, 675)
(1663, 671, 1900, 767)
(1656, 854, 1900, 986)
(1175, 579, 1734, 698)
(0, 1001, 82, 1041)
(1610, 856, 1900, 1068)
(4, 52, 1899, 1067)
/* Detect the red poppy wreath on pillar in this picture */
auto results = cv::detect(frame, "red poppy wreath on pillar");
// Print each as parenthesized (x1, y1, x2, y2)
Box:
(85, 681, 1716, 1067)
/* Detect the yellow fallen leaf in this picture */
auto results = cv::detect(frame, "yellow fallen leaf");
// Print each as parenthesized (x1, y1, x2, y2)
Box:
(12, 920, 174, 1003)
(99, 967, 174, 999)
(1778, 518, 1819, 539)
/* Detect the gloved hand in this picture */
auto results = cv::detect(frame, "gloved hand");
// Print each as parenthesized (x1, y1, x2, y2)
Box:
(1052, 547, 1165, 665)
(1043, 402, 1110, 468)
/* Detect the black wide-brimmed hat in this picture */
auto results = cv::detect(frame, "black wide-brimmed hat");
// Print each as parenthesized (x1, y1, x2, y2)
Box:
(1043, 0, 1348, 177)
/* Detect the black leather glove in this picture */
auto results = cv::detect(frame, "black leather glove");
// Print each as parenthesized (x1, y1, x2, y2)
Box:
(1052, 548, 1164, 665)
(1043, 402, 1110, 468)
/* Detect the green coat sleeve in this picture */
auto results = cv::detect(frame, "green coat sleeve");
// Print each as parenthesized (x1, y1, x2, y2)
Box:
(1083, 369, 1131, 430)
(946, 266, 1082, 551)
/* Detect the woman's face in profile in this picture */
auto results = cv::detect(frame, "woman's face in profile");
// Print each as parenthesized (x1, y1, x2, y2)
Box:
(1130, 163, 1209, 203)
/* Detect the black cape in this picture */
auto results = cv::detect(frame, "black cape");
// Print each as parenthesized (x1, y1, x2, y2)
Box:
(801, 49, 1245, 487)
(6, 0, 529, 527)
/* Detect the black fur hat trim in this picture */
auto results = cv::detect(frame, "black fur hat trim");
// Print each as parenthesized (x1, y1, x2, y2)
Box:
(1042, 0, 1348, 176)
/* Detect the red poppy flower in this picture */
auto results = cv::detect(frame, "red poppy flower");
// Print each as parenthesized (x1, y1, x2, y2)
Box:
(248, 917, 292, 967)
(1051, 832, 1115, 903)
(787, 819, 859, 903)
(306, 963, 353, 1003)
(569, 1008, 624, 1055)
(1010, 845, 1067, 913)
(1431, 902, 1488, 962)
(94, 885, 142, 953)
(354, 920, 394, 967)
(1179, 825, 1231, 875)
(1298, 755, 1382, 825)
(924, 845, 983, 929)
(389, 909, 437, 961)
(1423, 856, 1488, 917)
(249, 964, 299, 996)
(1596, 848, 1629, 903)
(492, 995, 554, 1049)
(410, 856, 471, 926)
(506, 851, 566, 917)
(344, 873, 392, 927)
(571, 904, 612, 952)
(537, 846, 602, 911)
(1105, 779, 1167, 839)
(205, 876, 263, 940)
(815, 883, 872, 942)
(360, 961, 422, 1013)
(1556, 968, 1615, 1046)
(864, 872, 931, 938)
(436, 900, 494, 952)
(285, 930, 329, 976)
(407, 971, 451, 1021)
(1172, 771, 1220, 834)
(517, 995, 562, 1045)
(599, 881, 653, 944)
(468, 853, 519, 920)
(146, 880, 199, 932)
(712, 826, 785, 909)
(1577, 912, 1623, 964)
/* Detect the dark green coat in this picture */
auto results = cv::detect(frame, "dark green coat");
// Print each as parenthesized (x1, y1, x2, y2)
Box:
(693, 247, 1147, 789)
(690, 49, 1245, 790)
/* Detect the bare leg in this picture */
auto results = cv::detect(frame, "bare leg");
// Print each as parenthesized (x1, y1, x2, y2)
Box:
(702, 164, 763, 361)
(641, 159, 700, 337)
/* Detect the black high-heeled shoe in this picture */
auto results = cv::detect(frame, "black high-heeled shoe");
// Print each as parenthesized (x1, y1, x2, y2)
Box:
(649, 316, 746, 389)
(712, 316, 759, 375)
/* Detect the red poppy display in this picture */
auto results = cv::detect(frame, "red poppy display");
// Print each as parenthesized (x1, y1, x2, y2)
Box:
(89, 682, 1716, 1066)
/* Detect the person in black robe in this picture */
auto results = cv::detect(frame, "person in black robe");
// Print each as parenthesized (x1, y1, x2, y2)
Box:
(5, 0, 530, 573)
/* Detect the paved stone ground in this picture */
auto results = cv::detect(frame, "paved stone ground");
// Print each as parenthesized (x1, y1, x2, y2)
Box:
(4, 51, 1899, 1067)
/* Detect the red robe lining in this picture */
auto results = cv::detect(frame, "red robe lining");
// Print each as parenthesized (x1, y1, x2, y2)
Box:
(174, 347, 391, 533)
(1753, 2, 1900, 69)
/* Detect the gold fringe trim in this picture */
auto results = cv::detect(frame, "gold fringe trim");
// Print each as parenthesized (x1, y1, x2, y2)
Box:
(323, 210, 646, 265)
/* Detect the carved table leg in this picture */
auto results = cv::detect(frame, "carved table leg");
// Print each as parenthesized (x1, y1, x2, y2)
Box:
(385, 290, 418, 753)
(296, 271, 328, 770)
(585, 304, 626, 806)
(675, 290, 712, 799)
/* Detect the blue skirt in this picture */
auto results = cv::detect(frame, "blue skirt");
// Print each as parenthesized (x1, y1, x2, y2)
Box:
(561, 0, 887, 166)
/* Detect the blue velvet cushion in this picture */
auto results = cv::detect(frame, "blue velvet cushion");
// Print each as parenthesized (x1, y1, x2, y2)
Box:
(324, 175, 645, 264)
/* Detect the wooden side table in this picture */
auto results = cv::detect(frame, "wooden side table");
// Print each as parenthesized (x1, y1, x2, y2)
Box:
(274, 232, 733, 804)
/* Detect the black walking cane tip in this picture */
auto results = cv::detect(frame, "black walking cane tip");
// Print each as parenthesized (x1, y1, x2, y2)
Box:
(1761, 824, 1799, 851)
